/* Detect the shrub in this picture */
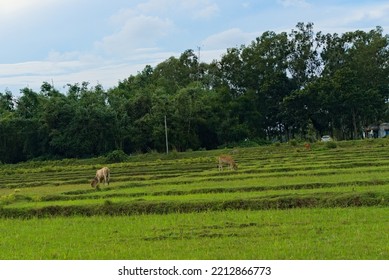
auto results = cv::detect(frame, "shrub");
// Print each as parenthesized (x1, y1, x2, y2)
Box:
(105, 150, 129, 163)
(289, 139, 298, 146)
(274, 142, 281, 147)
(167, 149, 179, 159)
(326, 141, 337, 149)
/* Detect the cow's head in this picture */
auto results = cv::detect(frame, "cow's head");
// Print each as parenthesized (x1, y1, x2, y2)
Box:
(90, 177, 98, 188)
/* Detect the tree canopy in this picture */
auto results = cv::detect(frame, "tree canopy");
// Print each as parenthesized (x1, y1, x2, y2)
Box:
(1, 23, 389, 163)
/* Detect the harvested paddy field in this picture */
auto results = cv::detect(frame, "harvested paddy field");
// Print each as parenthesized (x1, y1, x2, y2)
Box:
(0, 140, 388, 259)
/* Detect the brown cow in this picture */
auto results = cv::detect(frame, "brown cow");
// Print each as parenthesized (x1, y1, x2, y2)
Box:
(91, 167, 110, 189)
(218, 155, 238, 171)
(304, 143, 311, 151)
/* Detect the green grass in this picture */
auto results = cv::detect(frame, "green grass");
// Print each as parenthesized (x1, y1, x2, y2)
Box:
(0, 208, 387, 259)
(0, 139, 389, 259)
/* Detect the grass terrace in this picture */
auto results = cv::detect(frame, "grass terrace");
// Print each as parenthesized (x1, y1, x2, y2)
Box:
(0, 139, 388, 259)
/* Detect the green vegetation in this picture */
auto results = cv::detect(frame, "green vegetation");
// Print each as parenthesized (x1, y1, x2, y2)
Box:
(1, 23, 389, 163)
(0, 140, 388, 259)
(0, 208, 387, 259)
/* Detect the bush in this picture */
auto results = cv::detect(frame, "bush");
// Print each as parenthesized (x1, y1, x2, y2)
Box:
(326, 141, 337, 149)
(105, 150, 129, 163)
(289, 139, 298, 146)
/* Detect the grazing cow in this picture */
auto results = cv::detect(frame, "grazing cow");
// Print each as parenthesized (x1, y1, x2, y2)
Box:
(91, 167, 110, 189)
(218, 155, 238, 171)
(304, 143, 311, 151)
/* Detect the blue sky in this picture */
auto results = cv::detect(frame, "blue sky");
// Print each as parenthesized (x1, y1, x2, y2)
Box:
(1, 0, 389, 94)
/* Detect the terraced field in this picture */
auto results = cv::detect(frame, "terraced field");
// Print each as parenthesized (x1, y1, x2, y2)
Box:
(0, 140, 388, 259)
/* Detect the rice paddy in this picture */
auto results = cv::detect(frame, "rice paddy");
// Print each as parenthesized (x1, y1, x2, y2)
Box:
(0, 139, 388, 259)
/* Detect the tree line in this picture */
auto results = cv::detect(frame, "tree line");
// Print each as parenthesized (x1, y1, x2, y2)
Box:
(1, 23, 389, 163)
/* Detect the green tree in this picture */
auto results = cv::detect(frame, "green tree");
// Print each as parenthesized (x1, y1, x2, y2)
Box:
(320, 27, 389, 139)
(242, 31, 294, 140)
(0, 89, 14, 113)
(288, 22, 323, 87)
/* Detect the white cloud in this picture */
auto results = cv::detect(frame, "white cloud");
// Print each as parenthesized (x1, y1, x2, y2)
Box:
(0, 0, 68, 22)
(0, 61, 78, 77)
(95, 14, 174, 58)
(193, 3, 219, 19)
(308, 2, 389, 35)
(0, 59, 148, 93)
(0, 47, 178, 94)
(341, 3, 389, 25)
(0, 0, 50, 14)
(202, 28, 256, 49)
(92, 0, 221, 61)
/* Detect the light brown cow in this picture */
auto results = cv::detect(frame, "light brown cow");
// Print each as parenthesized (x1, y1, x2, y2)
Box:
(91, 167, 110, 189)
(218, 155, 238, 171)
(304, 143, 311, 151)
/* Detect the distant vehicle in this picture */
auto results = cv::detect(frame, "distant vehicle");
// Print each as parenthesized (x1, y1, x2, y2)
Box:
(321, 135, 332, 142)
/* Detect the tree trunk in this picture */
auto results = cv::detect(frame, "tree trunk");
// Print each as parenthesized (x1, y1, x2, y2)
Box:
(352, 108, 358, 139)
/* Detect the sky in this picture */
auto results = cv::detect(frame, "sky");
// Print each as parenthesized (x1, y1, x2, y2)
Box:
(1, 0, 389, 94)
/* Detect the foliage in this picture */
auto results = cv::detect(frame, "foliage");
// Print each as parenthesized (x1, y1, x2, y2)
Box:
(289, 139, 298, 146)
(1, 23, 389, 163)
(326, 141, 337, 149)
(105, 150, 129, 163)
